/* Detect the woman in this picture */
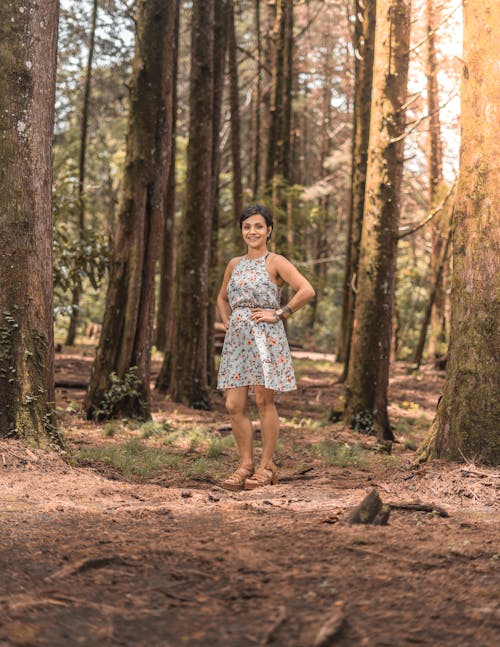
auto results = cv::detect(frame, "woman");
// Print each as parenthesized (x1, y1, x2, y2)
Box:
(217, 205, 315, 490)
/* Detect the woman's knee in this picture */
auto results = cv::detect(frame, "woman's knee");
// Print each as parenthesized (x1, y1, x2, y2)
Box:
(225, 396, 246, 416)
(254, 390, 275, 411)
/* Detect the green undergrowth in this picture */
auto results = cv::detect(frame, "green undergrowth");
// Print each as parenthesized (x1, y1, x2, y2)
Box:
(77, 423, 235, 481)
(310, 439, 397, 470)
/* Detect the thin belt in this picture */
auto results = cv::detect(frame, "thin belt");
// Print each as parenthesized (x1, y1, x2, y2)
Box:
(232, 304, 276, 310)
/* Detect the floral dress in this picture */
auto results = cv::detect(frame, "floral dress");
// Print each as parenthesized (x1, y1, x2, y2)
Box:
(217, 253, 296, 392)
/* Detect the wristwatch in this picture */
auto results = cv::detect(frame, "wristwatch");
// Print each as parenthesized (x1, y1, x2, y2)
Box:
(275, 305, 293, 321)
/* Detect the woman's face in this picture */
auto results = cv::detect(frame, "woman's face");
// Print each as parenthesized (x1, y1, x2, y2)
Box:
(241, 214, 272, 249)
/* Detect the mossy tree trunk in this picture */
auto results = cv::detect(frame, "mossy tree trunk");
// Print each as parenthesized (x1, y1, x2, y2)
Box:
(155, 0, 180, 353)
(85, 0, 177, 420)
(337, 0, 376, 373)
(344, 0, 412, 440)
(417, 0, 500, 465)
(0, 0, 60, 446)
(251, 0, 262, 199)
(164, 0, 216, 408)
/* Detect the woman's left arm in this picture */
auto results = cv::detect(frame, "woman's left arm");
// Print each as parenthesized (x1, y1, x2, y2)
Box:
(273, 255, 315, 314)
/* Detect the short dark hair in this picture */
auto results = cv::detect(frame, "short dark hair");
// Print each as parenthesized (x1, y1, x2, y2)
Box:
(239, 205, 273, 236)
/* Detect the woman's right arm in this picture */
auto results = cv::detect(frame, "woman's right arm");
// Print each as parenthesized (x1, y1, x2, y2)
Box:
(217, 258, 239, 331)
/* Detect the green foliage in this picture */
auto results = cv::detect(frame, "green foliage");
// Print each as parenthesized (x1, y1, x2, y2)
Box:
(312, 440, 368, 469)
(93, 368, 149, 421)
(77, 438, 180, 479)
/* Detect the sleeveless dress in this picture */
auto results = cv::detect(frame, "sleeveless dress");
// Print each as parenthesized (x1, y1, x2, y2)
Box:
(217, 254, 296, 392)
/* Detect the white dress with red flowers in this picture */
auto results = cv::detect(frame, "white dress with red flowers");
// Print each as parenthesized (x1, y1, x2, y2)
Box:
(217, 253, 296, 392)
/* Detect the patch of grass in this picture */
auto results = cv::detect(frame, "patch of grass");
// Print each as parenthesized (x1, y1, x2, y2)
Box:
(77, 438, 180, 479)
(101, 421, 122, 438)
(312, 440, 369, 469)
(206, 435, 235, 458)
(139, 420, 174, 439)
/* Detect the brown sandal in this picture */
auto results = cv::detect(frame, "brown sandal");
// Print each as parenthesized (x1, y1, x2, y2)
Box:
(244, 465, 278, 490)
(220, 465, 254, 491)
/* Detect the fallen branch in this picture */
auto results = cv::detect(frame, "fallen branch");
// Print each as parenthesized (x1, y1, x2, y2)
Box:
(313, 603, 345, 647)
(388, 502, 449, 517)
(45, 555, 129, 581)
(261, 605, 287, 645)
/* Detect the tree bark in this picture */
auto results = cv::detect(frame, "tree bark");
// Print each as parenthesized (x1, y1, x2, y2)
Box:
(251, 0, 262, 198)
(337, 0, 376, 373)
(66, 0, 99, 347)
(425, 0, 446, 358)
(0, 0, 60, 446)
(227, 0, 242, 222)
(165, 0, 216, 408)
(344, 0, 412, 440)
(417, 0, 500, 465)
(413, 220, 452, 369)
(155, 0, 180, 353)
(207, 0, 228, 388)
(85, 0, 176, 420)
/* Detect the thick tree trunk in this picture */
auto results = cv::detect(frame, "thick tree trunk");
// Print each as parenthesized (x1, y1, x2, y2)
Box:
(66, 0, 98, 347)
(166, 0, 215, 408)
(337, 0, 376, 372)
(344, 0, 412, 440)
(227, 0, 242, 221)
(417, 0, 500, 465)
(85, 1, 176, 420)
(0, 0, 60, 446)
(155, 0, 180, 353)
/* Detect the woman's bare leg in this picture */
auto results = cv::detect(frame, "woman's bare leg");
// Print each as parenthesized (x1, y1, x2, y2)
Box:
(254, 386, 279, 467)
(225, 386, 253, 468)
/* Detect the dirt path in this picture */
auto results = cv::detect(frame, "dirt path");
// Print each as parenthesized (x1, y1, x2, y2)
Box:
(1, 354, 498, 646)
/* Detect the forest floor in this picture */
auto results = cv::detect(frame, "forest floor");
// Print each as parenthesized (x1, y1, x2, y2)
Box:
(0, 348, 499, 647)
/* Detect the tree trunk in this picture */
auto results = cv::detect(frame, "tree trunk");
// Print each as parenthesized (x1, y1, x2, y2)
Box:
(155, 0, 180, 353)
(207, 0, 228, 387)
(85, 0, 176, 420)
(337, 0, 376, 373)
(265, 0, 285, 188)
(66, 0, 98, 347)
(425, 0, 446, 358)
(251, 0, 262, 198)
(228, 0, 242, 222)
(413, 221, 452, 369)
(344, 0, 412, 440)
(417, 0, 500, 465)
(165, 0, 216, 408)
(0, 0, 60, 446)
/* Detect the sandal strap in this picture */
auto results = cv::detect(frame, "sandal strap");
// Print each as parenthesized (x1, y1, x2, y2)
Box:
(247, 466, 276, 485)
(222, 466, 254, 485)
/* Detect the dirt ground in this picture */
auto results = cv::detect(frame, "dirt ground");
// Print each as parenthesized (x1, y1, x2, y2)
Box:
(0, 350, 498, 647)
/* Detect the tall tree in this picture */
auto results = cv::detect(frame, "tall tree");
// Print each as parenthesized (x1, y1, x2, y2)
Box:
(417, 0, 500, 464)
(207, 0, 228, 386)
(336, 0, 376, 373)
(66, 0, 99, 346)
(0, 0, 61, 445)
(251, 0, 262, 198)
(85, 0, 177, 420)
(425, 0, 446, 358)
(155, 0, 181, 352)
(227, 0, 242, 222)
(163, 0, 216, 408)
(344, 0, 412, 441)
